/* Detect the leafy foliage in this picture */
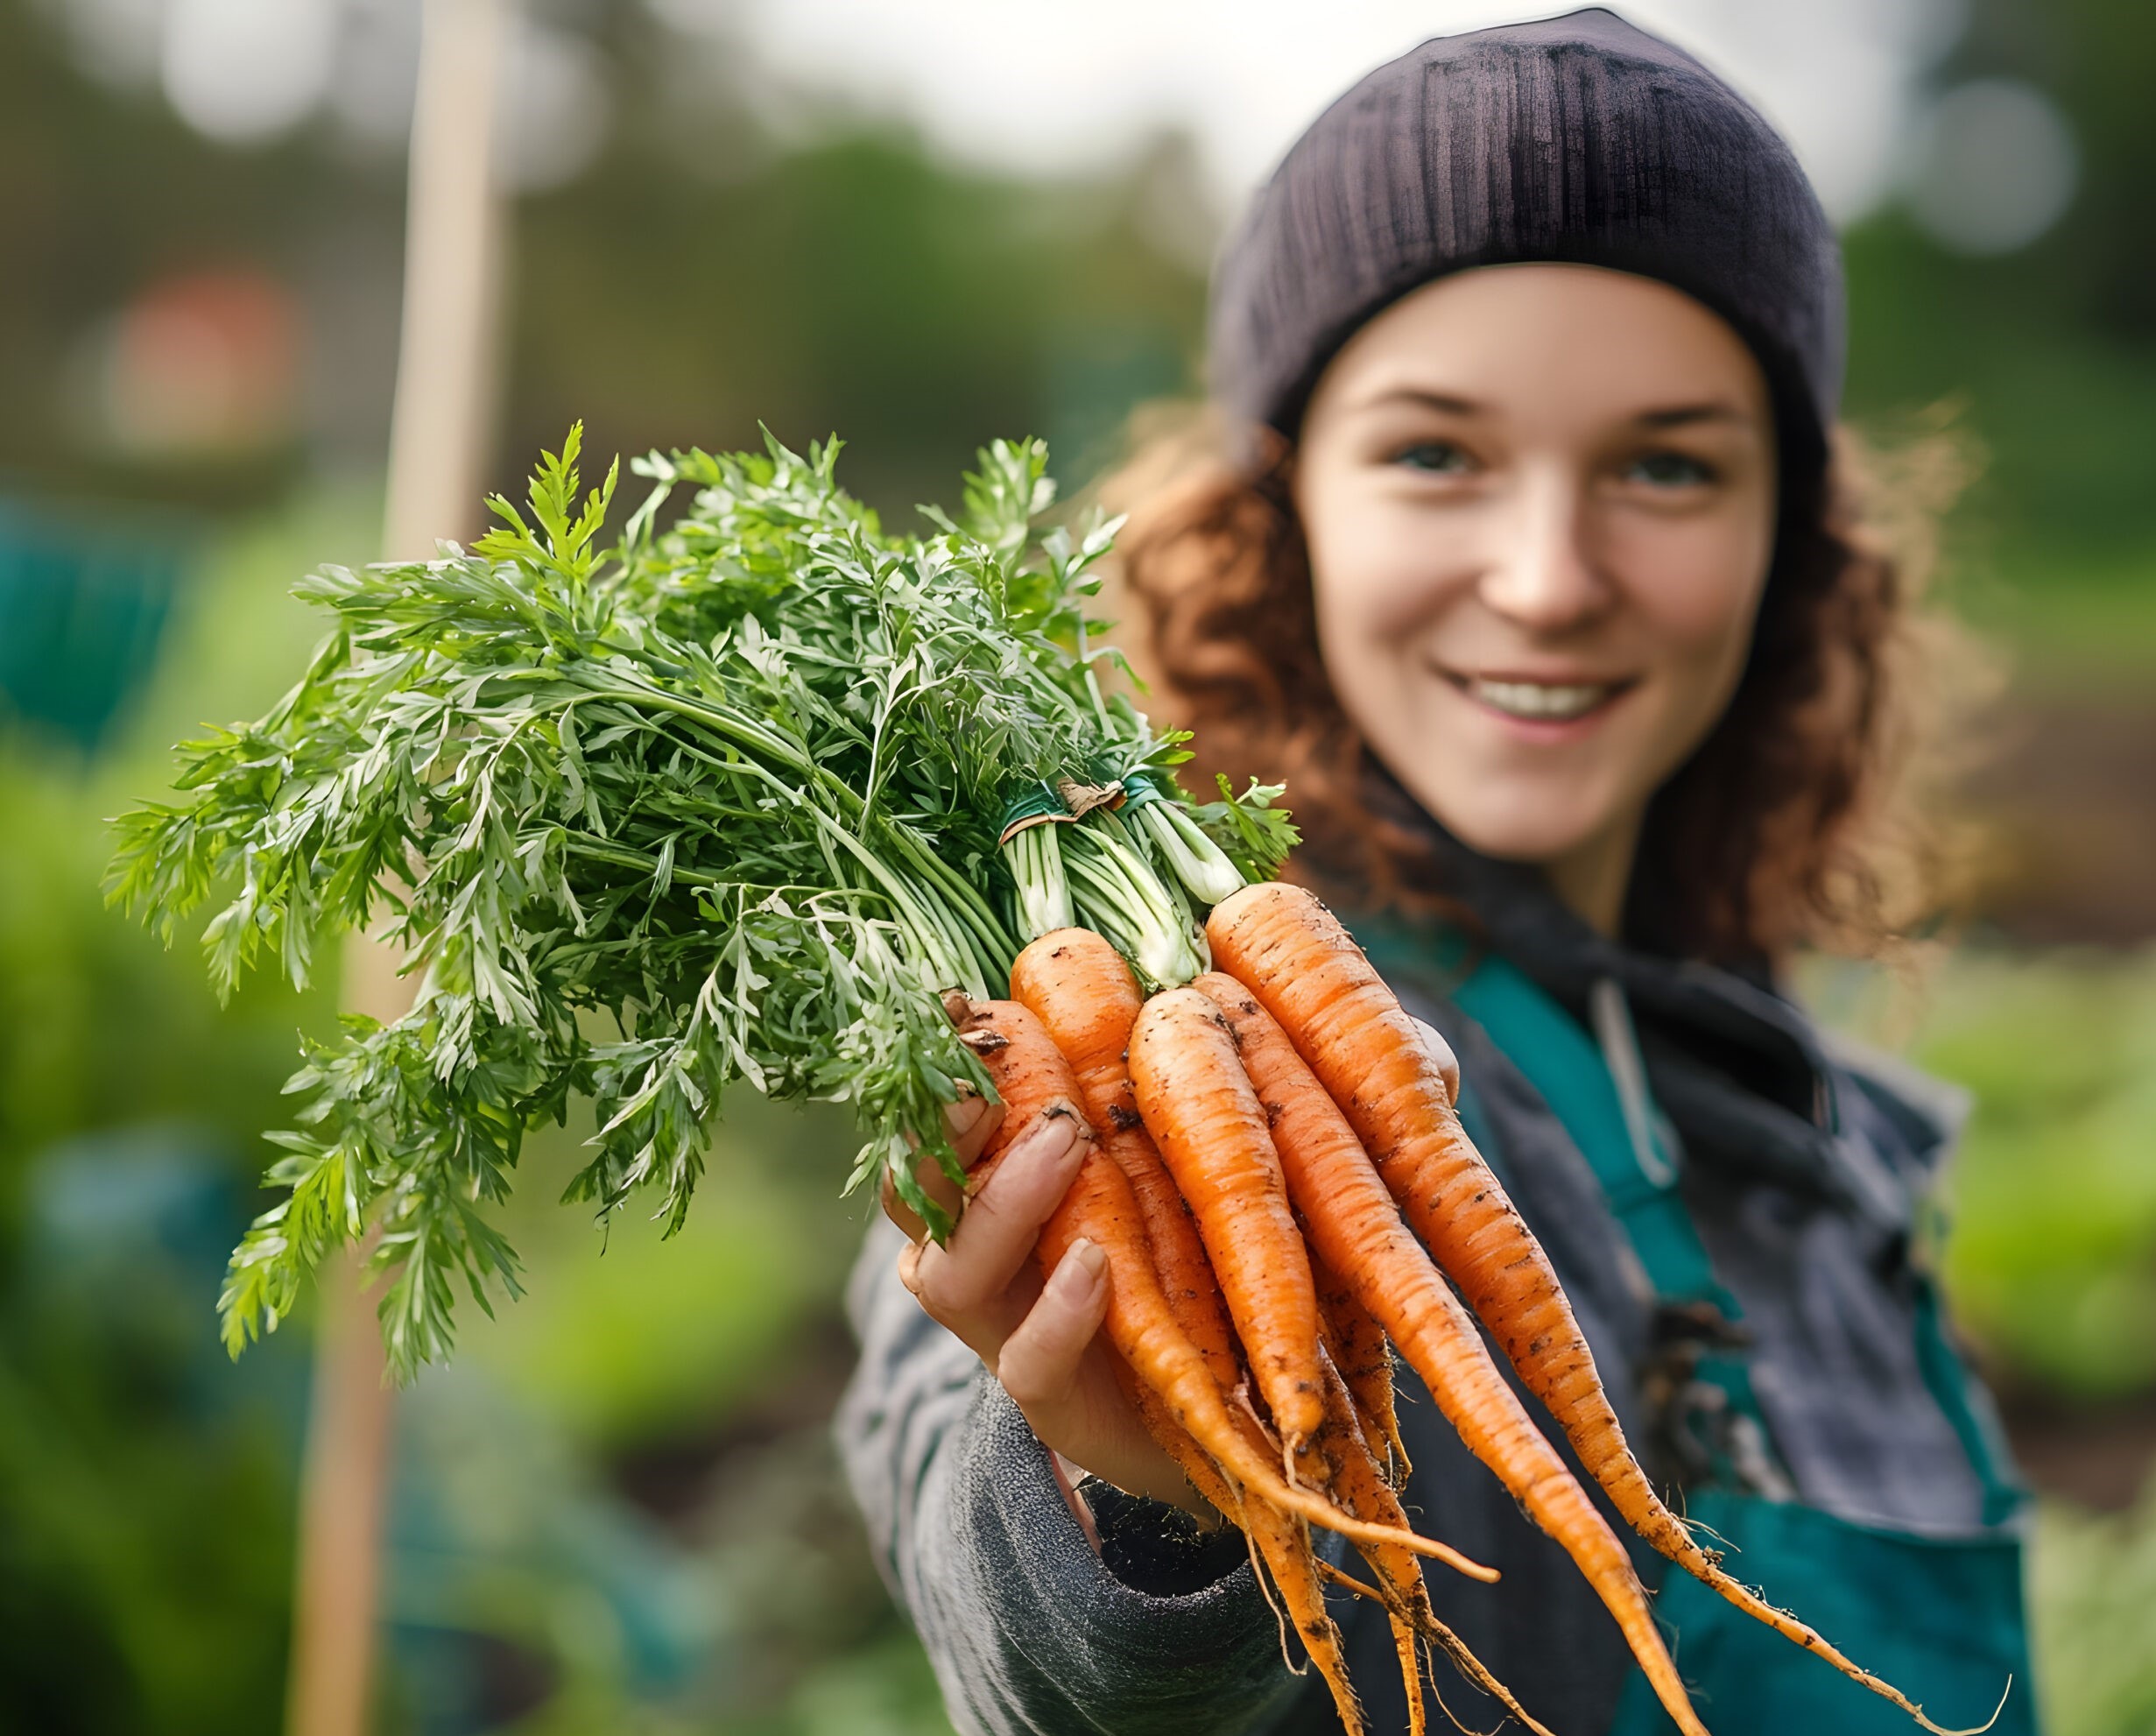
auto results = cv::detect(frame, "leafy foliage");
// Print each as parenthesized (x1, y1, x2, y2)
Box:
(109, 428, 1285, 1380)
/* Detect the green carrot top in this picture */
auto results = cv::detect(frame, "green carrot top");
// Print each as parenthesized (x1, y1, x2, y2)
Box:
(108, 425, 1293, 1380)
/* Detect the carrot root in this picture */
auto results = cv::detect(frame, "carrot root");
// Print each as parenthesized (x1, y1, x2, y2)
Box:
(1314, 1342, 1558, 1736)
(961, 997, 1496, 1581)
(1194, 956, 1708, 1736)
(1124, 1342, 1366, 1734)
(1313, 1246, 1412, 1483)
(1700, 1570, 2010, 1735)
(1209, 884, 1988, 1731)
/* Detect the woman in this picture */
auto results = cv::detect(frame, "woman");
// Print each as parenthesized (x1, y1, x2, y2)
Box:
(838, 12, 2035, 1734)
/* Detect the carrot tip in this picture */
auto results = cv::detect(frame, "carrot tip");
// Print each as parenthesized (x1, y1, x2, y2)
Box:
(1890, 1672, 2012, 1736)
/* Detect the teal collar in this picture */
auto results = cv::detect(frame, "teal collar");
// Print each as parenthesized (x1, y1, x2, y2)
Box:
(1353, 919, 1730, 1313)
(1448, 949, 1735, 1316)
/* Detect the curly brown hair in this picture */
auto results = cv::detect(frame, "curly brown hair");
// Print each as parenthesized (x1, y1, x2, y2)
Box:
(1101, 406, 1984, 966)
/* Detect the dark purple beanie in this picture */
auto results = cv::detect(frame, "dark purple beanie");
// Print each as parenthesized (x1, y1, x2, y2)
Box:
(1208, 8, 1845, 476)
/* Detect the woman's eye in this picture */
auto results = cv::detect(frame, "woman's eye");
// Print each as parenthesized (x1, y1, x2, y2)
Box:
(1392, 440, 1472, 475)
(1624, 450, 1716, 488)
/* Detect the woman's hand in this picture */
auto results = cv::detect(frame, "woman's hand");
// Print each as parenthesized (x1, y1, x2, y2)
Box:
(881, 1095, 1209, 1521)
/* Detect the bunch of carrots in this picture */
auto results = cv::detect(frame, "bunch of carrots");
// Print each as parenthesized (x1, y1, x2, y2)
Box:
(109, 432, 1996, 1734)
(960, 889, 1987, 1736)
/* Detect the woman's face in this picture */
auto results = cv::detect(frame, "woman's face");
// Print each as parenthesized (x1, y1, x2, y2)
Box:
(1292, 264, 1779, 925)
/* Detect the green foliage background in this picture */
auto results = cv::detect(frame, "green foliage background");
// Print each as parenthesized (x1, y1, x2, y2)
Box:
(3, 0, 2154, 1731)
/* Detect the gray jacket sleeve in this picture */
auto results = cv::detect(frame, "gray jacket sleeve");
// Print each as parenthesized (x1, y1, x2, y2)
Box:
(834, 1217, 1308, 1736)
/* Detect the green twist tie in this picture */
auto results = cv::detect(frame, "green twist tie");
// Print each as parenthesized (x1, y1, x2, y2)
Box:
(1118, 769, 1170, 810)
(997, 780, 1071, 845)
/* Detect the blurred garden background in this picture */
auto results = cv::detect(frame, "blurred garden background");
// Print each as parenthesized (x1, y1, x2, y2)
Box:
(3, 0, 2153, 1731)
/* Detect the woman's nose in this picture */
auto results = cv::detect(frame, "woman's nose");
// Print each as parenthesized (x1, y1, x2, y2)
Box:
(1478, 469, 1609, 632)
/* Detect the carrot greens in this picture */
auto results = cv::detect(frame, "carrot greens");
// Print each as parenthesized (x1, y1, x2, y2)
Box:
(108, 427, 1291, 1379)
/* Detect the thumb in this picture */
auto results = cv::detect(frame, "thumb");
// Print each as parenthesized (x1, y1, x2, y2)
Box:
(1413, 1015, 1462, 1104)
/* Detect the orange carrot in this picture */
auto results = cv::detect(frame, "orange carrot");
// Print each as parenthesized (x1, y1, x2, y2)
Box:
(957, 998, 1495, 1580)
(1011, 929, 1237, 1389)
(1312, 1248, 1409, 1482)
(1209, 882, 1986, 1734)
(1312, 1349, 1427, 1736)
(1124, 985, 1328, 1468)
(1124, 1367, 1366, 1736)
(1312, 1346, 1558, 1736)
(1129, 1323, 1527, 1736)
(1194, 963, 1711, 1736)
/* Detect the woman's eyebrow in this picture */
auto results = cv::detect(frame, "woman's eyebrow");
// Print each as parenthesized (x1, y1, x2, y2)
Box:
(1634, 402, 1750, 428)
(1354, 385, 1485, 416)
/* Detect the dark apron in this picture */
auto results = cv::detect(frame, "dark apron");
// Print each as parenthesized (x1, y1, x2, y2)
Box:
(1434, 949, 2037, 1736)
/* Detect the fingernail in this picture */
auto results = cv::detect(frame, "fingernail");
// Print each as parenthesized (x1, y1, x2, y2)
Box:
(1053, 1238, 1106, 1304)
(1013, 1104, 1084, 1165)
(948, 1095, 990, 1134)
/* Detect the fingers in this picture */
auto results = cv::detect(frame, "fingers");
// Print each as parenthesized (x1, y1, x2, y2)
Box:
(994, 1238, 1108, 1411)
(881, 1092, 1007, 1238)
(900, 1101, 1091, 1351)
(948, 1090, 1007, 1167)
(889, 1109, 1221, 1521)
(1413, 1015, 1462, 1104)
(998, 1254, 1202, 1512)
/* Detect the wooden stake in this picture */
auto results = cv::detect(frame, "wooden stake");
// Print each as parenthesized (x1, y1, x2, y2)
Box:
(283, 1237, 396, 1736)
(284, 4, 507, 1733)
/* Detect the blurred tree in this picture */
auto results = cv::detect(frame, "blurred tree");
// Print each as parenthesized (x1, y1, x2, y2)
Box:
(505, 121, 1207, 516)
(1955, 0, 2156, 340)
(1843, 0, 2156, 575)
(0, 3, 401, 506)
(0, 0, 1208, 523)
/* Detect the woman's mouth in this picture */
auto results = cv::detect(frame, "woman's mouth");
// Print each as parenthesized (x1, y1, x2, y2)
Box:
(1454, 674, 1634, 723)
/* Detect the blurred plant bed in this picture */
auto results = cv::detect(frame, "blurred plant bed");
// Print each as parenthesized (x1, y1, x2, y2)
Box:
(1999, 1390, 2156, 1512)
(1807, 943, 2156, 1504)
(0, 1127, 310, 1734)
(371, 1095, 953, 1735)
(627, 1332, 955, 1736)
(381, 1333, 948, 1736)
(461, 1097, 863, 1450)
(1962, 688, 2156, 948)
(2033, 1474, 2156, 1736)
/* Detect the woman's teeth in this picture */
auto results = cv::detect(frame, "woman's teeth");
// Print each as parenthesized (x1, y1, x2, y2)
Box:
(1468, 678, 1617, 721)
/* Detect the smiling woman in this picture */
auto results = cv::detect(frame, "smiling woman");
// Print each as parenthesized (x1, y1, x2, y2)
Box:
(1291, 265, 1782, 938)
(1117, 309, 1947, 968)
(839, 12, 2030, 1736)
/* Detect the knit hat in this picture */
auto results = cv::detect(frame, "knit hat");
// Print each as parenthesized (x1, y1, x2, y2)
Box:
(1208, 8, 1845, 476)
